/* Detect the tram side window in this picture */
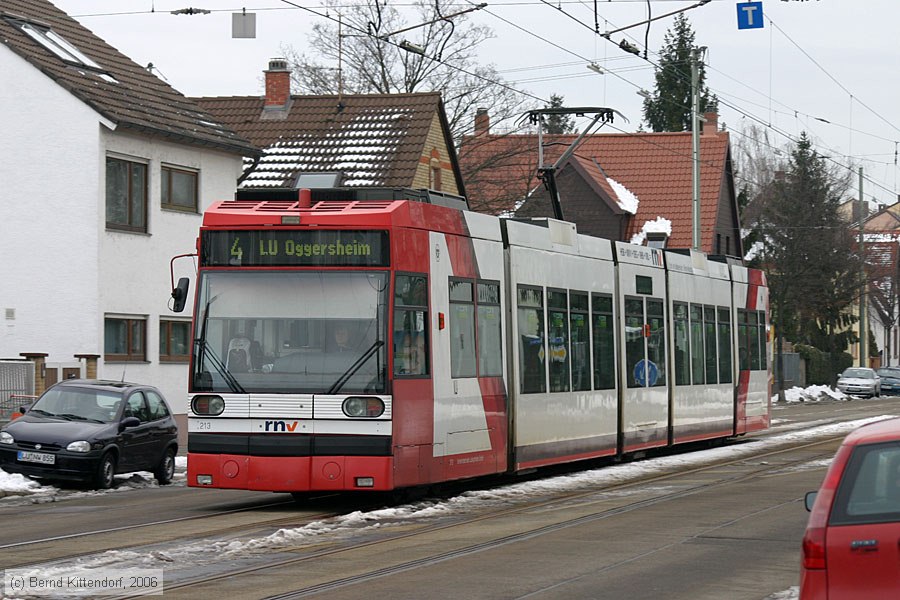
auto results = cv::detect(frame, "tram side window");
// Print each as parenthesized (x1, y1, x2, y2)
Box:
(647, 299, 667, 387)
(738, 310, 750, 371)
(673, 302, 690, 386)
(449, 279, 476, 378)
(477, 282, 503, 377)
(704, 306, 718, 384)
(718, 307, 733, 384)
(757, 310, 768, 370)
(748, 311, 761, 370)
(592, 294, 615, 390)
(690, 304, 704, 385)
(518, 286, 546, 394)
(393, 274, 429, 377)
(570, 292, 590, 391)
(625, 298, 645, 389)
(548, 289, 571, 393)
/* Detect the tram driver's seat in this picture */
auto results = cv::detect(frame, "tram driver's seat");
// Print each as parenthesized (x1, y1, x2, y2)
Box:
(226, 337, 252, 372)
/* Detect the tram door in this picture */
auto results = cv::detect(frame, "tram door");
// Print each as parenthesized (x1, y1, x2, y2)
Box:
(614, 242, 668, 454)
(621, 295, 668, 449)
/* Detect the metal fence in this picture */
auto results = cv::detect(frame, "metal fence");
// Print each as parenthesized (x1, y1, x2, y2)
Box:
(0, 360, 35, 423)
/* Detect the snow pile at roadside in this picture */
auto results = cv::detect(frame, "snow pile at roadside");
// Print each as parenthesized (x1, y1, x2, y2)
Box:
(776, 385, 847, 403)
(0, 456, 188, 499)
(0, 469, 50, 497)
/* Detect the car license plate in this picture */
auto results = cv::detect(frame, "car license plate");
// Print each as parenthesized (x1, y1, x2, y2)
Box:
(17, 450, 55, 465)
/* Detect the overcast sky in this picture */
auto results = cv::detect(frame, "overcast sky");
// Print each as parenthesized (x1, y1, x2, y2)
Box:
(52, 0, 899, 206)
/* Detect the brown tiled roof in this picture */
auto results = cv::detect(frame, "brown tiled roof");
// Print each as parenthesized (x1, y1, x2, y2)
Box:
(864, 203, 900, 233)
(195, 93, 462, 190)
(0, 0, 257, 155)
(460, 129, 732, 250)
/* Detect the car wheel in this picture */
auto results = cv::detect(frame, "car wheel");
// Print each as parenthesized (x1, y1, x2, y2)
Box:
(94, 452, 116, 490)
(154, 447, 176, 485)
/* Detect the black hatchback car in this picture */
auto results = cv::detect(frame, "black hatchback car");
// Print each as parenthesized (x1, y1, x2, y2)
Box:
(0, 380, 178, 489)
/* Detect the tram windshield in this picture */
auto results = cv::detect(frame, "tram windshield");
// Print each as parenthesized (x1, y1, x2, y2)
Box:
(192, 271, 389, 394)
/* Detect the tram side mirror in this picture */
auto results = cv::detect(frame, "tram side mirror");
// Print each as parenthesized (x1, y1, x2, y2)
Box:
(171, 277, 190, 313)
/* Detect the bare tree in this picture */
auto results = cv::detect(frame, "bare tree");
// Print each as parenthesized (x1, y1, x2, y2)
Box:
(280, 0, 527, 142)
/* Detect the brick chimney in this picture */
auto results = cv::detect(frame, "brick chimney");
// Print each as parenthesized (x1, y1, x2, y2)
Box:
(702, 112, 719, 135)
(265, 58, 291, 107)
(474, 108, 490, 136)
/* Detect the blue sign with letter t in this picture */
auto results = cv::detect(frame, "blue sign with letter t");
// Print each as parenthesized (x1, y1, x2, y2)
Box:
(737, 1, 764, 30)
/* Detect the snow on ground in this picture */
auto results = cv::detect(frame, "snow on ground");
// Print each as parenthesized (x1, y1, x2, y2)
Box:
(0, 456, 188, 502)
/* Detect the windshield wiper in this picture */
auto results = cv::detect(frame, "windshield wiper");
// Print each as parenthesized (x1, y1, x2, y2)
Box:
(193, 292, 246, 394)
(57, 413, 89, 421)
(195, 340, 247, 394)
(28, 409, 56, 417)
(327, 340, 385, 395)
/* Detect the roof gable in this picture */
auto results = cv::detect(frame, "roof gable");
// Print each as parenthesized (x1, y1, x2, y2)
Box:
(0, 0, 256, 155)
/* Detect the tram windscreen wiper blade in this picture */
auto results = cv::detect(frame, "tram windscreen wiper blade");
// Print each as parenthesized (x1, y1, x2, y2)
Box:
(195, 339, 246, 394)
(327, 340, 384, 395)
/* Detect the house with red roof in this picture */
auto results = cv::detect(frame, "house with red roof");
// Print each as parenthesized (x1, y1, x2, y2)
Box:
(458, 110, 742, 256)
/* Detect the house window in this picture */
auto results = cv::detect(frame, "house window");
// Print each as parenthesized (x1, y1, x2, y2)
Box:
(161, 165, 198, 212)
(106, 157, 147, 232)
(160, 320, 191, 362)
(4, 17, 117, 84)
(105, 317, 146, 362)
(430, 162, 443, 191)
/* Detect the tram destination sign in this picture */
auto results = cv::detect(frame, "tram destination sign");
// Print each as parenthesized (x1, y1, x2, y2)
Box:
(201, 230, 390, 267)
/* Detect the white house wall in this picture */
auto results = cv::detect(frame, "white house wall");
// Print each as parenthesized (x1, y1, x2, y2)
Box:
(1, 43, 247, 420)
(99, 131, 245, 415)
(1, 44, 103, 371)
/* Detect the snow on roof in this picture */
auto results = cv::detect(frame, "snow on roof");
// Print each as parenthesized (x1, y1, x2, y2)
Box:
(239, 108, 411, 188)
(629, 216, 672, 245)
(607, 177, 639, 214)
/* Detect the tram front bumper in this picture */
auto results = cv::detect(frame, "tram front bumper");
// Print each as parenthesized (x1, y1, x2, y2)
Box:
(187, 452, 394, 492)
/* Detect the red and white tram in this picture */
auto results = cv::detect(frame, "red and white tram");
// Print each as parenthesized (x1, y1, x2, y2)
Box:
(175, 188, 770, 493)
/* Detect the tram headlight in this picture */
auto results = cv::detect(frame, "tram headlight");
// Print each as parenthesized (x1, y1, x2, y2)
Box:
(342, 396, 385, 418)
(192, 395, 225, 416)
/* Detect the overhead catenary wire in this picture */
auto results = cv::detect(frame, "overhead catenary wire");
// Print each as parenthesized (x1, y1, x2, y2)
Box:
(59, 0, 898, 202)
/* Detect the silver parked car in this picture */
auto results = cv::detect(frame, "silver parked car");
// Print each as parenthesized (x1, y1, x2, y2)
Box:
(836, 367, 881, 398)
